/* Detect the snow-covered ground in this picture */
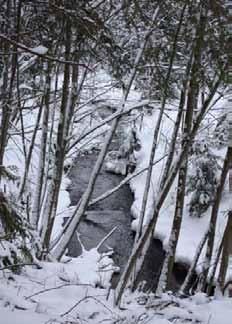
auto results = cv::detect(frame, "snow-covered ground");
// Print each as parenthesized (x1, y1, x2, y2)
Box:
(1, 260, 232, 324)
(130, 97, 231, 279)
(1, 69, 232, 323)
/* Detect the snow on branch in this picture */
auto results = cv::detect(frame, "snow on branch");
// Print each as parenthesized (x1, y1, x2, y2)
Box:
(0, 33, 91, 69)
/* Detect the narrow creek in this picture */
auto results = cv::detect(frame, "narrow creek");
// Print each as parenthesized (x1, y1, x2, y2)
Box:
(66, 151, 186, 291)
(66, 148, 135, 284)
(66, 109, 187, 291)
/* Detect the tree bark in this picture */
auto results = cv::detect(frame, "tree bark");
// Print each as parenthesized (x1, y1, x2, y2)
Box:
(40, 20, 72, 254)
(217, 211, 232, 294)
(31, 61, 51, 229)
(198, 148, 230, 291)
(156, 2, 207, 293)
(180, 227, 209, 294)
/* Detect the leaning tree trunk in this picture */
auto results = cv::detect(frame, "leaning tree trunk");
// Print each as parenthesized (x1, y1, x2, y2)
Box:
(132, 2, 188, 290)
(180, 227, 209, 295)
(156, 2, 208, 295)
(198, 149, 230, 292)
(215, 0, 232, 297)
(206, 228, 225, 296)
(114, 74, 222, 305)
(217, 221, 230, 295)
(217, 209, 232, 295)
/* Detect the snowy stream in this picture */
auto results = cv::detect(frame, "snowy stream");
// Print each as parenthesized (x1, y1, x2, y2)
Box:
(64, 104, 187, 290)
(66, 150, 186, 291)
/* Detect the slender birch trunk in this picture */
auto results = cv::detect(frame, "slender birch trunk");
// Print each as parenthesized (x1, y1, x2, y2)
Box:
(40, 64, 60, 212)
(131, 51, 193, 292)
(160, 50, 193, 189)
(31, 61, 51, 229)
(131, 2, 188, 290)
(18, 96, 44, 199)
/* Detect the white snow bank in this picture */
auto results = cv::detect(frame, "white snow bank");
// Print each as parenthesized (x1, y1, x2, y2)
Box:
(1, 265, 232, 324)
(130, 99, 230, 276)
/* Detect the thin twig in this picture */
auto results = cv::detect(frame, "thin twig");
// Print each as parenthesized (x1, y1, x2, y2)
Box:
(25, 283, 93, 300)
(96, 226, 118, 250)
(60, 295, 115, 318)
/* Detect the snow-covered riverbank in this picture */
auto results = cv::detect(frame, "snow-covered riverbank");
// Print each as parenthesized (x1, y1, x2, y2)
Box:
(1, 70, 232, 324)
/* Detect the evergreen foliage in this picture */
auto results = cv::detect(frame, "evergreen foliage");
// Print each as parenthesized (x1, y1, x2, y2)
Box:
(187, 139, 220, 217)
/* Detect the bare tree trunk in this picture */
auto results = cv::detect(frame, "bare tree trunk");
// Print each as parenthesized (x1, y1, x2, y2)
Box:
(114, 74, 222, 305)
(40, 64, 60, 212)
(40, 20, 72, 254)
(207, 217, 229, 296)
(131, 2, 188, 290)
(198, 148, 230, 291)
(18, 96, 44, 199)
(135, 1, 187, 244)
(156, 2, 208, 294)
(31, 61, 51, 229)
(180, 227, 209, 295)
(217, 211, 232, 294)
(160, 50, 193, 189)
(0, 0, 17, 181)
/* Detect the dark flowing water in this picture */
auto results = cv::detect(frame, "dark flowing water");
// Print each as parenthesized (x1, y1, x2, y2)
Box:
(66, 149, 134, 277)
(66, 149, 187, 290)
(66, 108, 187, 290)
